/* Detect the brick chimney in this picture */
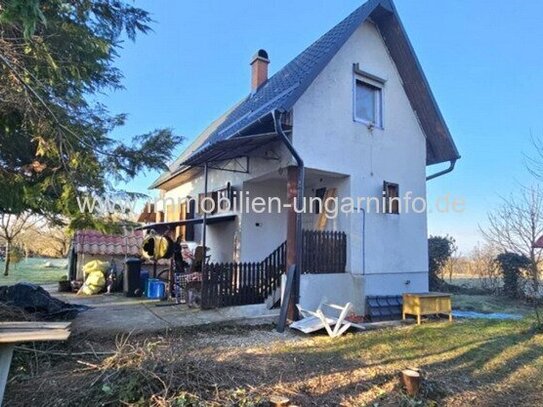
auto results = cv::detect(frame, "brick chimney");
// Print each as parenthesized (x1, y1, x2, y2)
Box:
(250, 49, 269, 92)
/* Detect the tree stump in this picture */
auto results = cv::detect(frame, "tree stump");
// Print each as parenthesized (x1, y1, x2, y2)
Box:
(401, 369, 422, 396)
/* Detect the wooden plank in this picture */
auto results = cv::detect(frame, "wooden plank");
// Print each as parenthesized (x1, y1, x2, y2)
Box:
(0, 322, 71, 330)
(0, 329, 71, 343)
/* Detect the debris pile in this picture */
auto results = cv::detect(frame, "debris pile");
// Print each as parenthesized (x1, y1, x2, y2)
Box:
(0, 283, 86, 320)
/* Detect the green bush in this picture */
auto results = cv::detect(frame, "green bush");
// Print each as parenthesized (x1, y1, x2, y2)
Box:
(428, 235, 456, 291)
(495, 252, 530, 299)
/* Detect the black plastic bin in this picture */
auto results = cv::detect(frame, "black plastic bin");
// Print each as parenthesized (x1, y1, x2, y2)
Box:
(124, 258, 142, 297)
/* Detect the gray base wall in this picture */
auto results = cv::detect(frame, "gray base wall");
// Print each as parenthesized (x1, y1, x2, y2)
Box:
(283, 271, 429, 315)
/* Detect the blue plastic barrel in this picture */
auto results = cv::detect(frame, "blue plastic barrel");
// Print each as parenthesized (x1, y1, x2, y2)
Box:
(146, 278, 165, 299)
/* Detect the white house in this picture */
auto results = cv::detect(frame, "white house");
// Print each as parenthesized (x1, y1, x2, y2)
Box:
(147, 0, 459, 315)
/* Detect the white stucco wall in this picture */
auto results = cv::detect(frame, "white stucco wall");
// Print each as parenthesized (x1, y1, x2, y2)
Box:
(291, 271, 427, 315)
(292, 20, 429, 296)
(296, 273, 365, 314)
(241, 179, 287, 262)
(160, 147, 293, 263)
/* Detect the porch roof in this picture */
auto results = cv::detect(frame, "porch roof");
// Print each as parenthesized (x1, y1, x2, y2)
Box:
(136, 214, 237, 234)
(182, 132, 278, 167)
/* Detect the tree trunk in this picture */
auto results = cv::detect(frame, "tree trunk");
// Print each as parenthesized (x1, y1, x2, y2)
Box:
(401, 369, 422, 396)
(4, 240, 10, 277)
(530, 253, 540, 297)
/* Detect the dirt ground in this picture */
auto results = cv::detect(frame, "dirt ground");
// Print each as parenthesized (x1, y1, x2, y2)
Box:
(5, 312, 543, 407)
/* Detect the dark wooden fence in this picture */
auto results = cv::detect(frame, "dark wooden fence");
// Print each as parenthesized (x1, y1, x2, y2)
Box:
(302, 230, 347, 274)
(201, 241, 286, 309)
(201, 229, 347, 308)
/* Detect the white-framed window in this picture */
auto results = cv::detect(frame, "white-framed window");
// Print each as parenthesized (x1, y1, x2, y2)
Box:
(353, 65, 385, 128)
(355, 78, 382, 127)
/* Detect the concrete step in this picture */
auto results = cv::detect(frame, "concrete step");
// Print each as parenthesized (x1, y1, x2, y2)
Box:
(265, 288, 282, 309)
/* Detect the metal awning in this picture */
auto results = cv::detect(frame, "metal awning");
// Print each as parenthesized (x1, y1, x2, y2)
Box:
(182, 133, 278, 167)
(136, 214, 237, 233)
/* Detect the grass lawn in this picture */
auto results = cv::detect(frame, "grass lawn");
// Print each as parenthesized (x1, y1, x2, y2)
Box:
(0, 257, 67, 286)
(6, 305, 543, 406)
(453, 294, 533, 315)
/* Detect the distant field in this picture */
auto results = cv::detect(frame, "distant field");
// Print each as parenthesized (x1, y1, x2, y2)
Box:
(450, 273, 502, 289)
(0, 257, 67, 286)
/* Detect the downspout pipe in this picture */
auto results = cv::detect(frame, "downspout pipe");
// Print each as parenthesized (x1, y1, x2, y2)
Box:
(426, 159, 456, 181)
(273, 110, 304, 325)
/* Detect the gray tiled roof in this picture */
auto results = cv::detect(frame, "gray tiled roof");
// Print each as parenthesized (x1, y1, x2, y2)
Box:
(149, 100, 244, 189)
(152, 0, 459, 187)
(190, 0, 378, 157)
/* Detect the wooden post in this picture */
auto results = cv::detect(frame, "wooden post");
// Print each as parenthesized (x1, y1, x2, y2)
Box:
(286, 166, 299, 321)
(0, 344, 14, 403)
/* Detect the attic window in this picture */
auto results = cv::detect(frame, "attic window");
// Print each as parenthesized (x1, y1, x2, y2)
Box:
(353, 65, 384, 128)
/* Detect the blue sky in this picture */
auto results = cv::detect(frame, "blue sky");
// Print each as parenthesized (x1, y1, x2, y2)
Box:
(103, 0, 543, 253)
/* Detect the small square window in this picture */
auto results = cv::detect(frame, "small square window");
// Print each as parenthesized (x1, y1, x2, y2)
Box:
(383, 181, 399, 214)
(355, 78, 382, 127)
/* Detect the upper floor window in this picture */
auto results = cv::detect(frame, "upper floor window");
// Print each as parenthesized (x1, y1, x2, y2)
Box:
(353, 64, 385, 128)
(355, 79, 382, 127)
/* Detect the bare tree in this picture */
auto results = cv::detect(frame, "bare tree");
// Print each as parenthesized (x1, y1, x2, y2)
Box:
(468, 244, 501, 293)
(443, 239, 460, 282)
(0, 213, 38, 276)
(525, 134, 543, 181)
(18, 223, 70, 258)
(481, 185, 543, 294)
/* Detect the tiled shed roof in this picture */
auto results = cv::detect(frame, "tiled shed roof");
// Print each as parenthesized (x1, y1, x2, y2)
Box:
(74, 230, 143, 256)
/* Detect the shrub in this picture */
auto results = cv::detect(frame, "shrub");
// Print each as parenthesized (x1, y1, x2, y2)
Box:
(428, 235, 456, 291)
(495, 252, 531, 298)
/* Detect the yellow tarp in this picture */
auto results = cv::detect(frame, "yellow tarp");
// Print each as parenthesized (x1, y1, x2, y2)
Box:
(79, 260, 109, 295)
(82, 260, 109, 276)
